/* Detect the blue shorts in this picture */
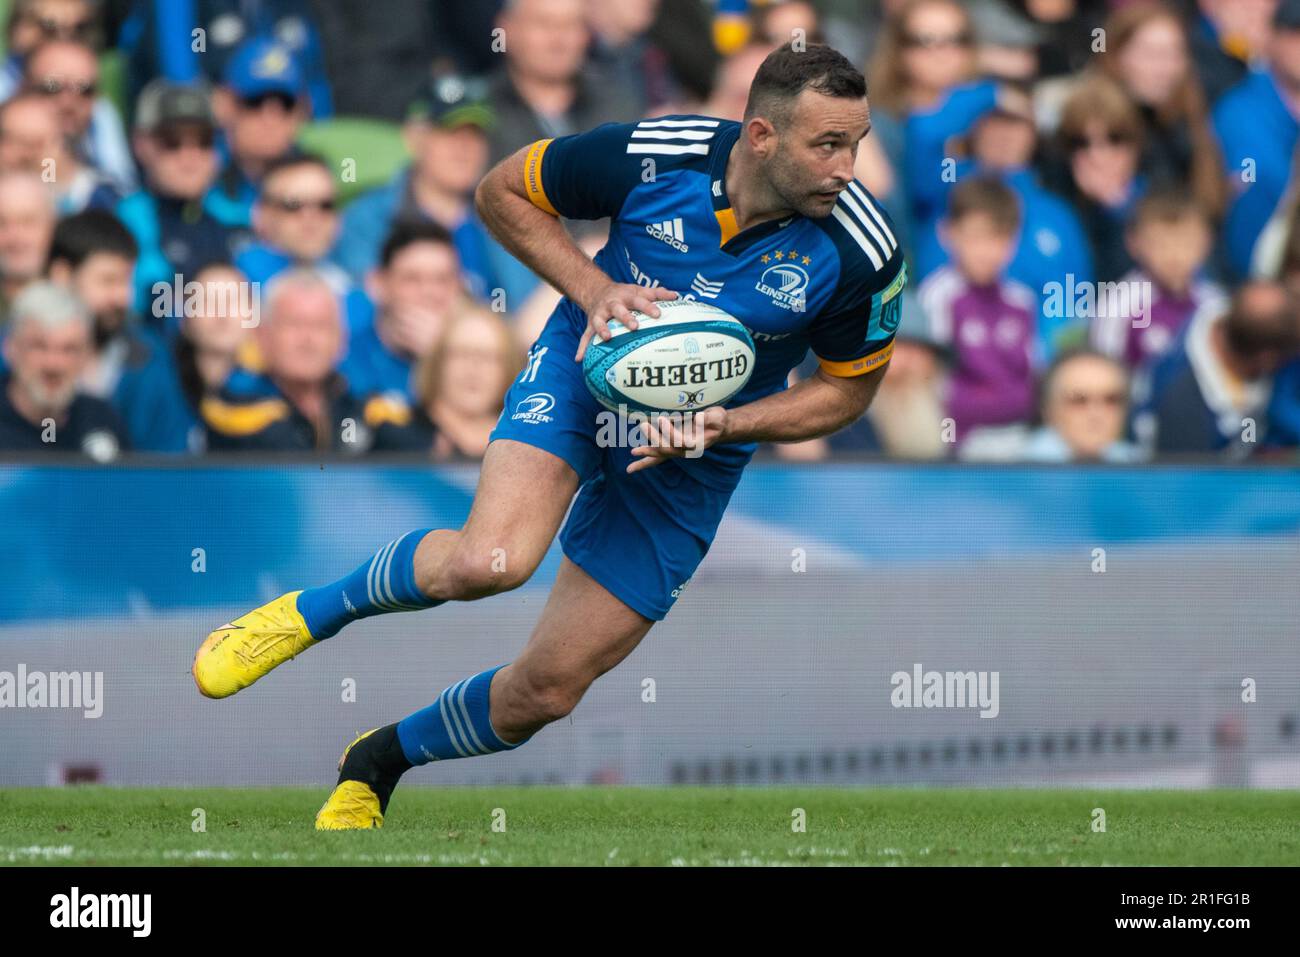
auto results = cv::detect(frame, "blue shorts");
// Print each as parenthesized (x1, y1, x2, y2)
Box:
(489, 307, 740, 620)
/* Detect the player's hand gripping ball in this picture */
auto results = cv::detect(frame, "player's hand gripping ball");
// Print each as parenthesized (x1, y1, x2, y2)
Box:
(581, 299, 756, 415)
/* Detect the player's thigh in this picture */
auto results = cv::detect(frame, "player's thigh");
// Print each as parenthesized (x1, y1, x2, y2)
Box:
(496, 557, 655, 719)
(452, 438, 581, 577)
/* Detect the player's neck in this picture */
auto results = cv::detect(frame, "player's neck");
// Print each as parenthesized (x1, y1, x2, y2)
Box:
(724, 139, 796, 233)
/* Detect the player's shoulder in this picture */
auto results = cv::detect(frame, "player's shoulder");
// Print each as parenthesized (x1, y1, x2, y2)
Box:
(814, 180, 902, 273)
(597, 113, 737, 171)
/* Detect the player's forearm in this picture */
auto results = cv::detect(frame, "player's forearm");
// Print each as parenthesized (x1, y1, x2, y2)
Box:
(474, 154, 606, 312)
(720, 366, 886, 445)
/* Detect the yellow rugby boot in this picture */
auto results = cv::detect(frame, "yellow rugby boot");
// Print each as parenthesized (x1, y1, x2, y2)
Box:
(192, 591, 319, 698)
(315, 729, 385, 830)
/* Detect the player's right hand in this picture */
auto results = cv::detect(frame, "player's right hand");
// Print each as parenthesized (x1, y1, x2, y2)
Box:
(574, 282, 678, 361)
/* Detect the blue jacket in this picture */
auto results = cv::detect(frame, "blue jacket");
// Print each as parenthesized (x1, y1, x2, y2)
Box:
(334, 169, 539, 309)
(914, 163, 1095, 355)
(1213, 69, 1300, 278)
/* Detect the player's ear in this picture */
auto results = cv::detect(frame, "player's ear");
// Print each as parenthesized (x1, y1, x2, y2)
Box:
(745, 115, 777, 155)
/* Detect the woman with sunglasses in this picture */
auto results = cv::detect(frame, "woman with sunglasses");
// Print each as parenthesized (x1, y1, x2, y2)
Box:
(1043, 76, 1148, 283)
(869, 0, 997, 235)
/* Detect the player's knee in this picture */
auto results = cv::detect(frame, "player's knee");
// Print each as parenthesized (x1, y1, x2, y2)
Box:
(511, 670, 584, 726)
(442, 545, 535, 599)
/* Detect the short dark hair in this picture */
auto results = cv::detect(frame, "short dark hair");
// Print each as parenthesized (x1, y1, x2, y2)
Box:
(1127, 189, 1211, 235)
(47, 209, 138, 271)
(378, 218, 455, 268)
(260, 151, 332, 189)
(945, 176, 1021, 234)
(744, 42, 866, 128)
(1223, 281, 1300, 359)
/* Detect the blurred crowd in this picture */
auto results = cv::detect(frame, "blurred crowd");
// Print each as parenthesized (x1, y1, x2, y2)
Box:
(0, 0, 1298, 463)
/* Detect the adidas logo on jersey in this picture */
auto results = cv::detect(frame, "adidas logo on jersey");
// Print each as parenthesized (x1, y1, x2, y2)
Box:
(647, 218, 689, 252)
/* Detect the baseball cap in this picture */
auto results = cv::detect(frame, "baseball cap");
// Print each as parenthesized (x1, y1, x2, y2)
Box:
(134, 79, 214, 132)
(1276, 0, 1300, 30)
(407, 74, 494, 130)
(222, 36, 305, 99)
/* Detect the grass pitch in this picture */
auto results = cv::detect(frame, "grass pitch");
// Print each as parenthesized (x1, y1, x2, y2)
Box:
(1, 787, 1296, 866)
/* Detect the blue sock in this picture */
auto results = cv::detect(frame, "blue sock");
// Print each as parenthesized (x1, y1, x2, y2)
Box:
(396, 665, 530, 765)
(296, 528, 443, 639)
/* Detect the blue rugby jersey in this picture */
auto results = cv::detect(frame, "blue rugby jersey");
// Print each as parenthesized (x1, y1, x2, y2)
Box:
(522, 114, 907, 483)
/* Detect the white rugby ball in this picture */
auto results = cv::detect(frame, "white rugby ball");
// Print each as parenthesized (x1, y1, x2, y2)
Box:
(582, 299, 755, 415)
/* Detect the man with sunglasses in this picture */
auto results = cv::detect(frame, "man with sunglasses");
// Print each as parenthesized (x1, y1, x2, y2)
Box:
(0, 92, 117, 215)
(235, 153, 372, 341)
(21, 38, 135, 194)
(208, 36, 310, 230)
(116, 79, 239, 322)
(0, 0, 97, 101)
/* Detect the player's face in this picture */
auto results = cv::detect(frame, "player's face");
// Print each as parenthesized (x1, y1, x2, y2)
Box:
(765, 90, 870, 219)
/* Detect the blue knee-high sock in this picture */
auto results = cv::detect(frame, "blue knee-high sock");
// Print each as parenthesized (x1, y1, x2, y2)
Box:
(396, 665, 530, 765)
(296, 529, 444, 639)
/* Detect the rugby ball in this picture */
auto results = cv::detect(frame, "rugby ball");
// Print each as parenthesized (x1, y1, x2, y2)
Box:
(582, 299, 756, 415)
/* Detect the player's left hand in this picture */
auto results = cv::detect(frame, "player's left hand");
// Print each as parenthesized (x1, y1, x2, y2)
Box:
(627, 407, 728, 473)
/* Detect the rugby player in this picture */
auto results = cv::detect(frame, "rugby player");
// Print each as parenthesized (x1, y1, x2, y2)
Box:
(192, 42, 906, 828)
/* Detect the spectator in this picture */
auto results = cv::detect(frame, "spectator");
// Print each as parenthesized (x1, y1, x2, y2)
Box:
(0, 0, 100, 100)
(335, 74, 536, 308)
(863, 289, 951, 459)
(919, 176, 1041, 444)
(1134, 280, 1300, 456)
(962, 349, 1144, 462)
(235, 153, 371, 338)
(124, 0, 333, 120)
(45, 209, 193, 452)
(869, 0, 997, 231)
(316, 0, 438, 120)
(1017, 0, 1106, 81)
(1096, 2, 1225, 219)
(0, 92, 118, 213)
(377, 304, 523, 460)
(1214, 0, 1300, 279)
(0, 171, 57, 311)
(117, 80, 240, 319)
(1190, 0, 1278, 106)
(484, 0, 640, 164)
(1092, 191, 1224, 370)
(208, 35, 309, 228)
(586, 0, 679, 117)
(912, 84, 1094, 351)
(1043, 76, 1146, 283)
(704, 41, 774, 122)
(170, 261, 256, 450)
(201, 268, 393, 453)
(341, 220, 464, 400)
(0, 279, 126, 459)
(22, 38, 136, 192)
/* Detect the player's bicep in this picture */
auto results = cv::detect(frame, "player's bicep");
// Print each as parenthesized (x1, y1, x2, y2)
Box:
(810, 259, 908, 377)
(524, 122, 644, 221)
